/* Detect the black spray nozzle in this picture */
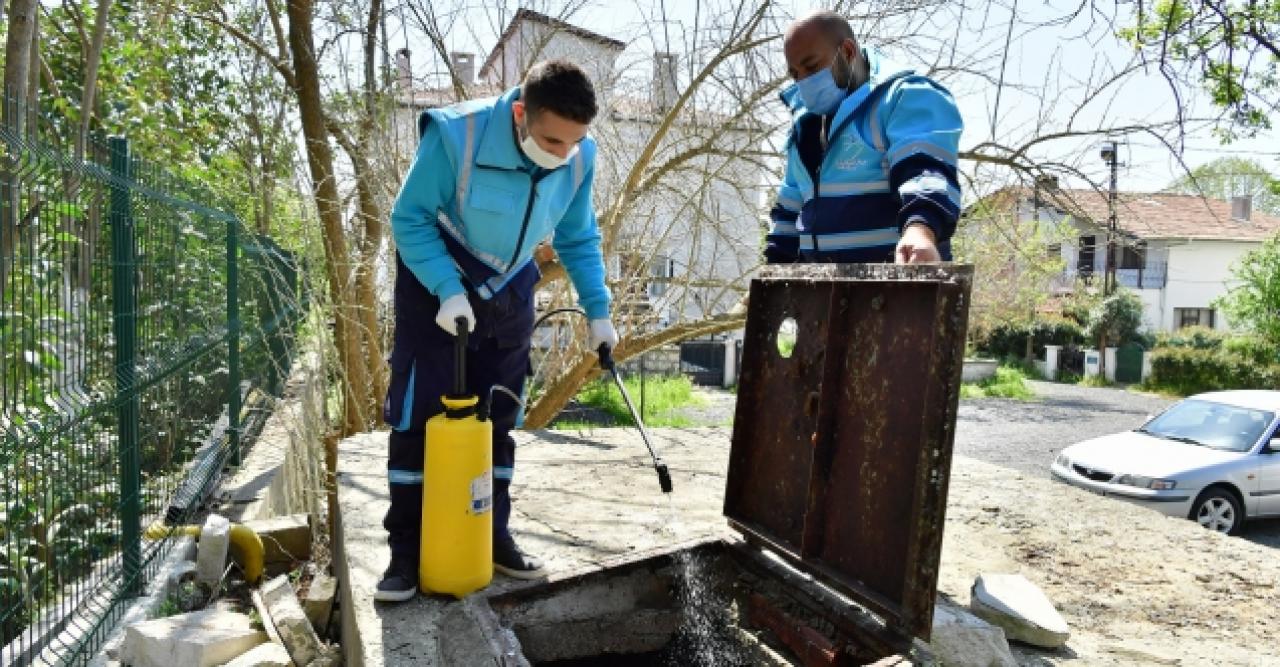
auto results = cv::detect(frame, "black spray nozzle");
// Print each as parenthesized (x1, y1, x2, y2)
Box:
(655, 462, 673, 494)
(597, 342, 672, 495)
(597, 343, 615, 371)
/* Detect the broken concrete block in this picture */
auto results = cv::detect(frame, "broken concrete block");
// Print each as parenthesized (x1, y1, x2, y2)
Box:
(168, 560, 198, 588)
(222, 641, 293, 667)
(196, 514, 232, 586)
(970, 573, 1070, 648)
(119, 609, 266, 667)
(251, 590, 285, 646)
(307, 647, 344, 667)
(261, 574, 324, 666)
(303, 573, 337, 637)
(244, 514, 312, 574)
(931, 598, 1017, 667)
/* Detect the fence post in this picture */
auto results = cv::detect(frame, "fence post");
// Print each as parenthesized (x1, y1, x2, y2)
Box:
(228, 217, 242, 467)
(109, 136, 141, 595)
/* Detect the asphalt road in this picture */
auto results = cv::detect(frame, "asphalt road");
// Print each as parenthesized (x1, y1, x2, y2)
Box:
(954, 380, 1173, 477)
(955, 380, 1280, 548)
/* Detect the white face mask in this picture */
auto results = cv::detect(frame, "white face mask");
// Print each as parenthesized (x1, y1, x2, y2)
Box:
(519, 122, 578, 170)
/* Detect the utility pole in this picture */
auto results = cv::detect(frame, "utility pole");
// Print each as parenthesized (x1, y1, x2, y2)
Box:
(1101, 140, 1119, 296)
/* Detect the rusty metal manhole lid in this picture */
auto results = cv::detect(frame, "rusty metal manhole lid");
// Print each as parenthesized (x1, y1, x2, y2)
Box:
(724, 263, 972, 640)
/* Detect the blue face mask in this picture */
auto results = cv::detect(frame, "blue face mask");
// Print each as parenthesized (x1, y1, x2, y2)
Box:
(796, 52, 850, 115)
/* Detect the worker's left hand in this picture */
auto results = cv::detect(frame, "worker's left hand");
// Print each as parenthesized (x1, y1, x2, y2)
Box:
(589, 319, 619, 351)
(896, 222, 941, 264)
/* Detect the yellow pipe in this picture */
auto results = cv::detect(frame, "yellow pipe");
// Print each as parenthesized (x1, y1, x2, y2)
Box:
(144, 521, 265, 584)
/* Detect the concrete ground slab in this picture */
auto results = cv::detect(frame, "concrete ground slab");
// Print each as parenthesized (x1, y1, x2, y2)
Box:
(335, 427, 734, 666)
(338, 421, 1280, 666)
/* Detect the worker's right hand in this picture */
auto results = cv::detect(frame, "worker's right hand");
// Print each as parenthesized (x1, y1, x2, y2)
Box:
(435, 294, 475, 336)
(589, 318, 620, 351)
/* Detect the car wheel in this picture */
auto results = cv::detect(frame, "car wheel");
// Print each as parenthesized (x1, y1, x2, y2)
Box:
(1190, 488, 1243, 536)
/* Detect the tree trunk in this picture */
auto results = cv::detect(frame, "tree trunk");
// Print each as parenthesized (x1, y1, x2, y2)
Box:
(2, 0, 39, 287)
(75, 0, 112, 161)
(351, 0, 387, 403)
(72, 0, 112, 297)
(352, 184, 387, 402)
(3, 0, 38, 113)
(287, 0, 375, 435)
(25, 12, 39, 131)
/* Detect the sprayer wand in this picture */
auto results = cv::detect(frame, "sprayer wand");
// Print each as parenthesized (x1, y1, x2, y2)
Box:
(598, 344, 674, 494)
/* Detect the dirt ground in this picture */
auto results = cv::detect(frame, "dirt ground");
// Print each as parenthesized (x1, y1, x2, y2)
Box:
(511, 427, 1280, 666)
(940, 459, 1280, 666)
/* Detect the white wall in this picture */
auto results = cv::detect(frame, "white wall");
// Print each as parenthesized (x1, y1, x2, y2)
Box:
(1164, 240, 1252, 331)
(490, 24, 621, 91)
(591, 114, 763, 323)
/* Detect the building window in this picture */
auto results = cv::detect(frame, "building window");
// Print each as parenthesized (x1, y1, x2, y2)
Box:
(1119, 245, 1145, 269)
(1175, 308, 1216, 329)
(1077, 235, 1096, 277)
(648, 256, 675, 298)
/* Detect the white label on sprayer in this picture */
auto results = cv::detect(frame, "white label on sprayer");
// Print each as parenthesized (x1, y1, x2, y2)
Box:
(470, 471, 492, 515)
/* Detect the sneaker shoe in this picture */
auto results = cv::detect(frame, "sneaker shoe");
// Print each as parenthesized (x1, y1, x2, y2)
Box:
(494, 539, 546, 580)
(374, 555, 418, 602)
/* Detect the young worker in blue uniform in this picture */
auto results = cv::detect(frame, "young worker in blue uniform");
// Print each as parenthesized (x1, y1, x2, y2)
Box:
(376, 60, 618, 601)
(767, 10, 964, 265)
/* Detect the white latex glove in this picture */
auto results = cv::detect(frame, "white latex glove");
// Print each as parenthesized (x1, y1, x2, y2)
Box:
(589, 319, 619, 352)
(435, 294, 475, 336)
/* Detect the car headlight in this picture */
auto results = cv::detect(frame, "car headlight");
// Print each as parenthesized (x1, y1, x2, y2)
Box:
(1115, 474, 1176, 490)
(1054, 453, 1071, 468)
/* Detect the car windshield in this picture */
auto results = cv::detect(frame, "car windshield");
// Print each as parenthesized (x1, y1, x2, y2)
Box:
(1141, 399, 1275, 452)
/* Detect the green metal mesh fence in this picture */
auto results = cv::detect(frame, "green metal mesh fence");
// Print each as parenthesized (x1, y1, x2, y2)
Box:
(0, 97, 302, 665)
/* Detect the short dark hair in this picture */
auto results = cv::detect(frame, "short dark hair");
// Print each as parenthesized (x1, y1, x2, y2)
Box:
(804, 10, 855, 47)
(521, 60, 598, 124)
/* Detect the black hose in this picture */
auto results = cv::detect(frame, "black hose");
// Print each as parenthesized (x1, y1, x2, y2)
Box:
(531, 306, 672, 493)
(534, 306, 587, 329)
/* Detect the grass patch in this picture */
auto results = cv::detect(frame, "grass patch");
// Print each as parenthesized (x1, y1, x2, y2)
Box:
(1078, 374, 1114, 388)
(1057, 371, 1082, 384)
(575, 375, 705, 427)
(961, 366, 1035, 400)
(549, 420, 599, 431)
(1131, 382, 1183, 399)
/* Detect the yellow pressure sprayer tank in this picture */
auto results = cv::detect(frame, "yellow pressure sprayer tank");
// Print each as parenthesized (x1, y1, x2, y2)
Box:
(419, 318, 493, 598)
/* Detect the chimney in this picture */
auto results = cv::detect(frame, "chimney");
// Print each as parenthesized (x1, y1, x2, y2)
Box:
(395, 48, 412, 94)
(1231, 194, 1252, 222)
(1035, 175, 1060, 190)
(450, 52, 476, 86)
(654, 52, 678, 111)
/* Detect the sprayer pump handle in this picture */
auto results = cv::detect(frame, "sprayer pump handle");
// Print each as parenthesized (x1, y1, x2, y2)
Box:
(453, 317, 468, 396)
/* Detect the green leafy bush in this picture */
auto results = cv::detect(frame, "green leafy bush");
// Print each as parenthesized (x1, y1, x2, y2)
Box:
(975, 317, 1085, 359)
(1147, 346, 1280, 395)
(1155, 326, 1227, 351)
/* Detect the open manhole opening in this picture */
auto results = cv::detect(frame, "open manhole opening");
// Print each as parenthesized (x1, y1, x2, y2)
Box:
(488, 541, 922, 666)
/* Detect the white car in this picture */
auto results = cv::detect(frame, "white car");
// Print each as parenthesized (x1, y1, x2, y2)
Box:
(1050, 390, 1280, 535)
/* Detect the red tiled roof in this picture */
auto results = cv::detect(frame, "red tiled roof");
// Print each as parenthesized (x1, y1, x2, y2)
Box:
(979, 187, 1280, 242)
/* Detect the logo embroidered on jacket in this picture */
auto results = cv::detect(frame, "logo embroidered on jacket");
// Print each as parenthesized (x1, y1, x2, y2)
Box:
(836, 156, 872, 171)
